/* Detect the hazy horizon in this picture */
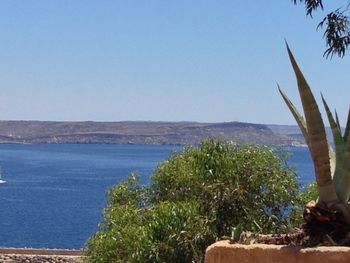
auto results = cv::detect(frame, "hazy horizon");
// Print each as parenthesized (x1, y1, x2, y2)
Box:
(0, 118, 319, 127)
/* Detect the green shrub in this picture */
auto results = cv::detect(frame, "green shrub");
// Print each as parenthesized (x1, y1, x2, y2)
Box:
(85, 140, 301, 263)
(144, 201, 212, 263)
(85, 175, 212, 263)
(152, 141, 299, 234)
(299, 182, 318, 203)
(290, 182, 319, 226)
(84, 175, 149, 263)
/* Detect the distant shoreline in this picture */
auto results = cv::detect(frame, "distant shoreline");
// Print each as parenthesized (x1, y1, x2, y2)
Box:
(0, 120, 306, 146)
(0, 141, 308, 148)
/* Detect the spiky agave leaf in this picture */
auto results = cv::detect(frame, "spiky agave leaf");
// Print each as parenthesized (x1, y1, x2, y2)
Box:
(340, 153, 350, 203)
(333, 110, 342, 174)
(344, 108, 350, 142)
(342, 123, 350, 203)
(321, 96, 350, 203)
(279, 87, 336, 175)
(321, 95, 343, 146)
(320, 98, 338, 172)
(335, 110, 341, 134)
(336, 134, 350, 222)
(286, 44, 338, 205)
(278, 85, 309, 147)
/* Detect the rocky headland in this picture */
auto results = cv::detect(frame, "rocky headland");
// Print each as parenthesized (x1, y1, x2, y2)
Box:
(0, 120, 306, 146)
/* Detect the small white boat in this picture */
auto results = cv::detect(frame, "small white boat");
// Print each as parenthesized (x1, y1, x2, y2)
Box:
(0, 167, 6, 184)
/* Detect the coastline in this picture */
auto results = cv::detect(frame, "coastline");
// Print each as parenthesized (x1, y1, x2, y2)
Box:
(0, 120, 305, 146)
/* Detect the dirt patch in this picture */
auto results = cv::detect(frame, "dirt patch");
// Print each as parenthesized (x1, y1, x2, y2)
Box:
(239, 222, 350, 247)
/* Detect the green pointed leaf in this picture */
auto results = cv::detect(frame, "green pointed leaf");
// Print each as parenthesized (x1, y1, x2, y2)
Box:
(338, 129, 350, 202)
(340, 139, 350, 203)
(321, 95, 343, 145)
(286, 43, 337, 204)
(278, 85, 309, 147)
(321, 95, 350, 202)
(335, 110, 341, 133)
(344, 108, 350, 142)
(279, 88, 335, 177)
(329, 148, 336, 176)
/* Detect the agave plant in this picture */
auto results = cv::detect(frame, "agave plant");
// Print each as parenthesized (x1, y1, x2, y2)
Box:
(278, 44, 350, 224)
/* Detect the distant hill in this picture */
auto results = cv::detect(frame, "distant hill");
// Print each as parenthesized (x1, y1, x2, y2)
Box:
(0, 120, 307, 146)
(267, 124, 334, 146)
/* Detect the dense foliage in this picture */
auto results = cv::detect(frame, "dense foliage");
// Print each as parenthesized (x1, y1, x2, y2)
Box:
(85, 140, 301, 263)
(292, 0, 350, 57)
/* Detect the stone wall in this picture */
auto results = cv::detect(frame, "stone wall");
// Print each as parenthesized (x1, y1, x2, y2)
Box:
(0, 248, 84, 263)
(0, 254, 83, 263)
(205, 241, 350, 263)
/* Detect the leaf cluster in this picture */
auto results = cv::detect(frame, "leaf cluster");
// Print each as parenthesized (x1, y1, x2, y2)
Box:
(152, 141, 300, 234)
(85, 140, 301, 263)
(292, 0, 350, 58)
(292, 0, 324, 17)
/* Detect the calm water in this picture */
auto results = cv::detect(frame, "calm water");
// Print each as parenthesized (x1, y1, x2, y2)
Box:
(0, 144, 312, 249)
(287, 147, 314, 186)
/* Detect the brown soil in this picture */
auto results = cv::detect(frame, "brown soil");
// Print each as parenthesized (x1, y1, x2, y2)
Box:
(238, 202, 350, 247)
(251, 222, 350, 247)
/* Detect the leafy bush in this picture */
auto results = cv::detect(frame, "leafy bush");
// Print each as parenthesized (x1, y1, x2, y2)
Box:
(299, 182, 318, 203)
(85, 140, 301, 263)
(290, 182, 319, 226)
(152, 141, 299, 234)
(84, 175, 149, 263)
(144, 201, 211, 263)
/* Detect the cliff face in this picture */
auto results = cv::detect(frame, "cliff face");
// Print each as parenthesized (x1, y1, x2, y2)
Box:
(0, 121, 303, 146)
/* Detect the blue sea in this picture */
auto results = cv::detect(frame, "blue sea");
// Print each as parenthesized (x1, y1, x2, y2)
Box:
(0, 144, 313, 249)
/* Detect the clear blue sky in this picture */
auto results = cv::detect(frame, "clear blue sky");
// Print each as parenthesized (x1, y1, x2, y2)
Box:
(0, 0, 349, 125)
